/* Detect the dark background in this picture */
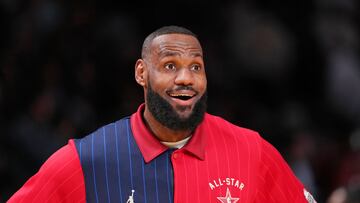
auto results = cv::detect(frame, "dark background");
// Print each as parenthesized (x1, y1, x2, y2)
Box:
(1, 0, 360, 202)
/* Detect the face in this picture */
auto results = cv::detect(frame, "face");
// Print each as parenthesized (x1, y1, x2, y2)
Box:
(136, 33, 207, 129)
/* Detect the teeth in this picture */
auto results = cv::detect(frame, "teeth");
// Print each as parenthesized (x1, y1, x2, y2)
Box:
(169, 93, 195, 101)
(170, 93, 192, 97)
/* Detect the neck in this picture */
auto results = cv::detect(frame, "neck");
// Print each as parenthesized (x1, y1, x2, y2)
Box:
(143, 107, 192, 142)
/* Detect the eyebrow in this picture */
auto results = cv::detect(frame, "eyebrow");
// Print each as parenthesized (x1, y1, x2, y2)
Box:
(190, 52, 203, 57)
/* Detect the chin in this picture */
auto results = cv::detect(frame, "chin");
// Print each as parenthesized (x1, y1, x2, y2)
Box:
(174, 104, 194, 115)
(176, 111, 193, 120)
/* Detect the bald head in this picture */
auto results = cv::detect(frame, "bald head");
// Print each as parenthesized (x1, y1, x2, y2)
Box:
(141, 25, 199, 59)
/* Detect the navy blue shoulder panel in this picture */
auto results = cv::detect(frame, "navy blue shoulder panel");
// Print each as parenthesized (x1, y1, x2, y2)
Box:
(73, 117, 174, 203)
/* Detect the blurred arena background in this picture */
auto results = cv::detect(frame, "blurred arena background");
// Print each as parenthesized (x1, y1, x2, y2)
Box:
(0, 0, 359, 202)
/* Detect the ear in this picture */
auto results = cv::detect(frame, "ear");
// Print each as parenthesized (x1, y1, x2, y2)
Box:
(135, 59, 147, 87)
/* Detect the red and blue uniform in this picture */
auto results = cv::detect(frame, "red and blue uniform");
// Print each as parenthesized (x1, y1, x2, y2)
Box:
(8, 104, 313, 202)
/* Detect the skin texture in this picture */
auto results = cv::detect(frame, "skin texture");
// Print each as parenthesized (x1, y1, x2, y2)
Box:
(135, 33, 207, 142)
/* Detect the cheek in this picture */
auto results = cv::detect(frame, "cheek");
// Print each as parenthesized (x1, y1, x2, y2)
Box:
(196, 75, 207, 92)
(148, 73, 173, 91)
(150, 68, 175, 82)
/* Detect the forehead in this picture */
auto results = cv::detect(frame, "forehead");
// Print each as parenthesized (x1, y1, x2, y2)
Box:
(150, 34, 203, 56)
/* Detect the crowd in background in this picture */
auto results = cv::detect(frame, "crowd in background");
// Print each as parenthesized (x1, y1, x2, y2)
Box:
(1, 0, 359, 202)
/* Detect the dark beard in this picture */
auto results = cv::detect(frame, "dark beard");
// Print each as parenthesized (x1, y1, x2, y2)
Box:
(146, 84, 207, 131)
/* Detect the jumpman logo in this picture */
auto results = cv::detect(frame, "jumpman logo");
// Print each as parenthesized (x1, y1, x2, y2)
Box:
(126, 190, 135, 203)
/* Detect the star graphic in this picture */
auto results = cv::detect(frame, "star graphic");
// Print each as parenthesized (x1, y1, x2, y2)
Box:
(217, 187, 239, 203)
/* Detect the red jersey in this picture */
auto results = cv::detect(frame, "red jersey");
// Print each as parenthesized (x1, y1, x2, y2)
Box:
(8, 104, 315, 202)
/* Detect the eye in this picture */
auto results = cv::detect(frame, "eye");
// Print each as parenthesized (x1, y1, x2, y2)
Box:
(165, 63, 176, 71)
(191, 64, 201, 71)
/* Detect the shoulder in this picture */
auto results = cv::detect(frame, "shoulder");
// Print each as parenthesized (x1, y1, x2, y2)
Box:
(201, 113, 297, 170)
(200, 113, 265, 158)
(73, 117, 129, 145)
(72, 118, 131, 164)
(80, 117, 130, 138)
(203, 113, 261, 140)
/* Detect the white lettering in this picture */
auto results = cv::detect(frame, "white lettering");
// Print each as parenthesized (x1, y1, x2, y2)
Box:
(240, 183, 245, 190)
(226, 178, 230, 186)
(208, 178, 246, 191)
(234, 180, 239, 188)
(231, 178, 235, 185)
(209, 183, 215, 190)
(218, 178, 223, 186)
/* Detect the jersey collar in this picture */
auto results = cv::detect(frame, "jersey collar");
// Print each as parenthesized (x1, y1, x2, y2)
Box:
(130, 103, 207, 163)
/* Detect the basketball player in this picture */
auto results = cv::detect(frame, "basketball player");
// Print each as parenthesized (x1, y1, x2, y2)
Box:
(8, 25, 316, 203)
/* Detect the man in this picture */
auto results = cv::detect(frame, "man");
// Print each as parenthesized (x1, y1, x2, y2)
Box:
(8, 25, 316, 202)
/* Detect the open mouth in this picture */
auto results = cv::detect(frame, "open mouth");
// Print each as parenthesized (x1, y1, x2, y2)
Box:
(169, 93, 194, 101)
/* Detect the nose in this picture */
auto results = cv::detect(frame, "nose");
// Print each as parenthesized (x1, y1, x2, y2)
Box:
(174, 68, 194, 86)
